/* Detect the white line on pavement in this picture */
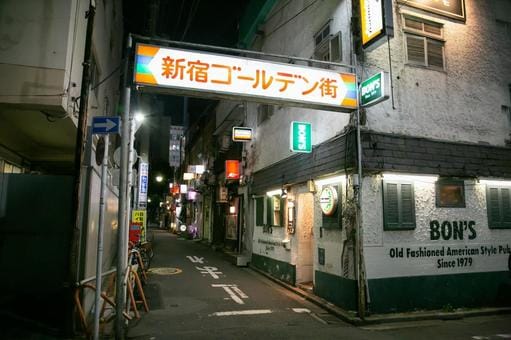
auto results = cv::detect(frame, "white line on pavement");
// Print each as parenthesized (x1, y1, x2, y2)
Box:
(292, 308, 311, 313)
(210, 309, 273, 317)
(497, 335, 511, 339)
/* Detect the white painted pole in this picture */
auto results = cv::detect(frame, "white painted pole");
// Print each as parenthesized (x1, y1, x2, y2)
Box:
(93, 134, 109, 340)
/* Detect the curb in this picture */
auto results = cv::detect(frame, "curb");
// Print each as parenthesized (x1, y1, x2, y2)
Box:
(248, 264, 511, 326)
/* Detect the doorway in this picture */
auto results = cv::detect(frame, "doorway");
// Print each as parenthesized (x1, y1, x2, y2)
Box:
(295, 192, 314, 286)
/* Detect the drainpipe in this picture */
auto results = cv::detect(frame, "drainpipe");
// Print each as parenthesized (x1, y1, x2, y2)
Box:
(70, 0, 95, 335)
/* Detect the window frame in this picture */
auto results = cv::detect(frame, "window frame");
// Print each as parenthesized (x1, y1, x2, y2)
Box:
(402, 15, 445, 70)
(486, 184, 511, 229)
(382, 180, 417, 231)
(435, 179, 466, 208)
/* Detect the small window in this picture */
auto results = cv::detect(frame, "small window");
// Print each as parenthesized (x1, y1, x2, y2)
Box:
(403, 16, 445, 70)
(266, 194, 284, 227)
(486, 185, 511, 229)
(436, 179, 465, 208)
(383, 181, 416, 230)
(313, 21, 342, 63)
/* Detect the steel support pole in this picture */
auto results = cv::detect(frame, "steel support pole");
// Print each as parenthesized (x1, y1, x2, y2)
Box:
(115, 34, 132, 339)
(93, 134, 109, 340)
(126, 117, 136, 245)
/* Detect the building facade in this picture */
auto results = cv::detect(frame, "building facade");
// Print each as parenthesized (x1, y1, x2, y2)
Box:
(234, 0, 511, 315)
(0, 0, 123, 333)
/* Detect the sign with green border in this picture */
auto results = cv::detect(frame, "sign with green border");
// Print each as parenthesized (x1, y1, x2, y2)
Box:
(290, 121, 312, 153)
(360, 71, 390, 107)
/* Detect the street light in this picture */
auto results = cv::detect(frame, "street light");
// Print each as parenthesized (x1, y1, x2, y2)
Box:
(156, 175, 163, 183)
(135, 112, 145, 123)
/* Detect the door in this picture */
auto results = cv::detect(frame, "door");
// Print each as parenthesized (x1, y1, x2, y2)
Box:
(295, 193, 314, 284)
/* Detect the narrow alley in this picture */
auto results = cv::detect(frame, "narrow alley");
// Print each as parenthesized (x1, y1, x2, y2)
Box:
(126, 229, 511, 340)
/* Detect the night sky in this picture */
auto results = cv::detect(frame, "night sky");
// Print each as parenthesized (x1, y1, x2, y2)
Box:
(122, 0, 250, 197)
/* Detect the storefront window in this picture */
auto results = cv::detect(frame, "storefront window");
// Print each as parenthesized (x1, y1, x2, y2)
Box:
(436, 179, 465, 208)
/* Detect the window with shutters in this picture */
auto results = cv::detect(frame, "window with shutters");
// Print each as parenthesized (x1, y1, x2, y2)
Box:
(313, 21, 342, 63)
(403, 16, 445, 70)
(383, 180, 416, 230)
(486, 185, 511, 229)
(254, 195, 284, 227)
(255, 196, 265, 227)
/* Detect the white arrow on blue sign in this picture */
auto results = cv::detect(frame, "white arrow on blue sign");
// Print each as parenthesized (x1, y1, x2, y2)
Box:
(92, 116, 120, 134)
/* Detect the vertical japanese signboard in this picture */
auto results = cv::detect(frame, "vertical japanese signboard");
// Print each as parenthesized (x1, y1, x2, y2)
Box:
(135, 44, 358, 112)
(360, 0, 393, 50)
(169, 125, 184, 167)
(137, 162, 149, 209)
(132, 210, 147, 243)
(290, 121, 312, 153)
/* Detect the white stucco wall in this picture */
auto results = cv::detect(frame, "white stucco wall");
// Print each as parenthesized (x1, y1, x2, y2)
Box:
(362, 176, 511, 279)
(247, 0, 352, 172)
(363, 0, 511, 146)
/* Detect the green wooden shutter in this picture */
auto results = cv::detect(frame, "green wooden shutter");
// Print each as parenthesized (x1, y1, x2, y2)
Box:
(255, 197, 264, 227)
(384, 181, 416, 230)
(501, 188, 511, 228)
(383, 182, 399, 230)
(400, 183, 416, 228)
(266, 196, 272, 226)
(487, 187, 501, 228)
(279, 196, 285, 227)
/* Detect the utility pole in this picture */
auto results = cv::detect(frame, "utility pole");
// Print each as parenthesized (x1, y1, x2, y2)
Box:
(115, 34, 132, 339)
(69, 0, 95, 336)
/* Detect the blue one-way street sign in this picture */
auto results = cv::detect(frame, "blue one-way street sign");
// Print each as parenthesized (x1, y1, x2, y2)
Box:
(92, 116, 120, 134)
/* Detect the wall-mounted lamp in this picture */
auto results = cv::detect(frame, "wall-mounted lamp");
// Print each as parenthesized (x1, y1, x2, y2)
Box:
(229, 205, 236, 214)
(281, 188, 287, 199)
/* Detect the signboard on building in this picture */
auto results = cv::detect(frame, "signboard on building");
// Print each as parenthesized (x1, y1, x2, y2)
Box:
(319, 185, 338, 216)
(132, 210, 147, 243)
(360, 0, 394, 50)
(290, 121, 312, 153)
(169, 125, 184, 167)
(137, 162, 149, 209)
(134, 44, 358, 112)
(232, 127, 253, 142)
(398, 0, 465, 21)
(225, 160, 240, 180)
(359, 71, 389, 107)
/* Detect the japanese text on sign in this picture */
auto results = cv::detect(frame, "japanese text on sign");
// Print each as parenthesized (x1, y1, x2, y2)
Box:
(135, 44, 358, 111)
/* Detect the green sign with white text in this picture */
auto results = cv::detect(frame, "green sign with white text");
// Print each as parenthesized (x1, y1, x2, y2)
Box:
(290, 121, 312, 153)
(360, 71, 389, 107)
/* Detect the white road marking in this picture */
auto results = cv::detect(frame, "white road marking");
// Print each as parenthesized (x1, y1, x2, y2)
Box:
(292, 308, 311, 313)
(472, 337, 490, 340)
(497, 335, 511, 339)
(196, 266, 222, 279)
(212, 284, 249, 304)
(186, 255, 204, 263)
(210, 309, 272, 317)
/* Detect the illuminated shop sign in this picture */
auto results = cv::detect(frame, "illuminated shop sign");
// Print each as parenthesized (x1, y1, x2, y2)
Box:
(232, 127, 253, 142)
(290, 121, 312, 153)
(225, 160, 240, 180)
(360, 71, 389, 107)
(319, 185, 338, 216)
(399, 0, 465, 21)
(360, 0, 393, 50)
(134, 44, 358, 112)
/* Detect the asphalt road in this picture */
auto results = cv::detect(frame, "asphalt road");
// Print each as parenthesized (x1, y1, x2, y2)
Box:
(127, 229, 511, 340)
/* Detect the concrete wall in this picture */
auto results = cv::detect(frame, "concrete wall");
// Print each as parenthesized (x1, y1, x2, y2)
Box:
(363, 0, 511, 146)
(249, 0, 352, 172)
